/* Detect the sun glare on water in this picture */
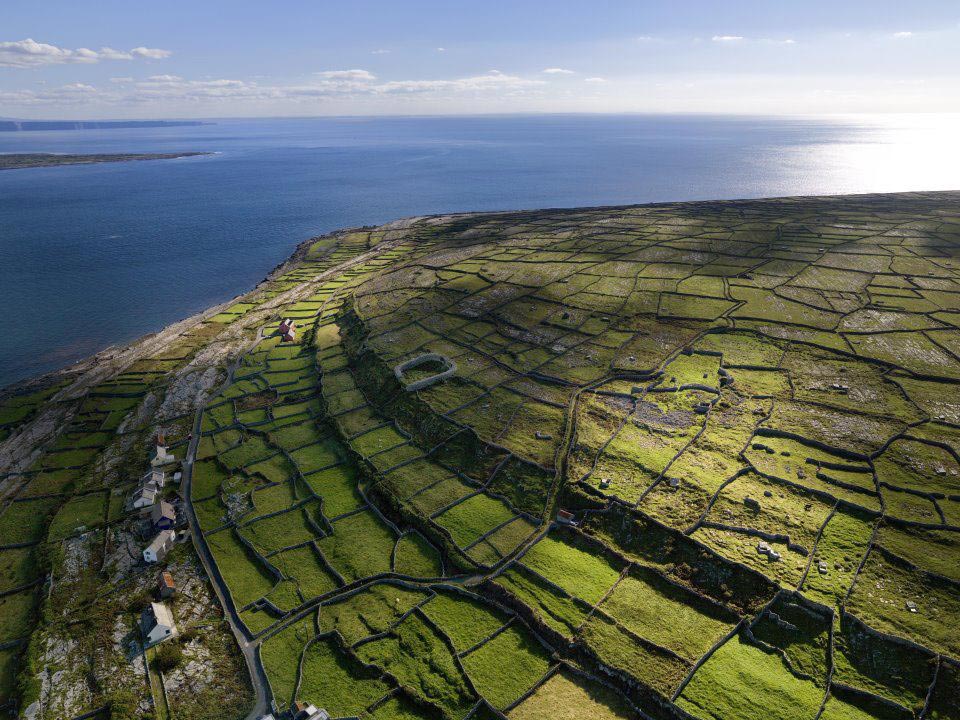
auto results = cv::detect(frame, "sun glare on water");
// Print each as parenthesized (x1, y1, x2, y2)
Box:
(789, 114, 960, 194)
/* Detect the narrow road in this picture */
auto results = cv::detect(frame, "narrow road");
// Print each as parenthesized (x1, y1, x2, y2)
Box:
(181, 354, 272, 720)
(178, 233, 418, 720)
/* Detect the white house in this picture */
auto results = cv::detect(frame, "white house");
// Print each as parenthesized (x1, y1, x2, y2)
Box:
(141, 469, 165, 489)
(141, 602, 177, 645)
(293, 705, 329, 720)
(143, 529, 176, 563)
(151, 435, 175, 467)
(131, 486, 157, 509)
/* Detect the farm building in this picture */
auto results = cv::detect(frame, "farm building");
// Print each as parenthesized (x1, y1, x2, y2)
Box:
(158, 571, 176, 599)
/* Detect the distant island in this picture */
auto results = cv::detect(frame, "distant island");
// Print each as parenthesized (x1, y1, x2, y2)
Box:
(0, 119, 209, 132)
(0, 152, 211, 169)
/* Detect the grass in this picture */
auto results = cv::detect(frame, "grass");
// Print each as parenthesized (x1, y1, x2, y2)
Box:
(599, 567, 737, 662)
(290, 439, 345, 475)
(801, 508, 875, 607)
(494, 566, 590, 638)
(0, 547, 37, 592)
(303, 464, 364, 517)
(250, 482, 297, 517)
(271, 544, 340, 599)
(846, 550, 960, 658)
(435, 494, 517, 549)
(394, 533, 443, 578)
(205, 528, 275, 608)
(355, 611, 476, 720)
(0, 496, 61, 545)
(319, 583, 429, 644)
(406, 477, 474, 517)
(367, 694, 444, 720)
(0, 587, 36, 643)
(219, 436, 277, 470)
(508, 669, 636, 720)
(677, 633, 825, 720)
(875, 524, 960, 583)
(241, 505, 320, 554)
(299, 636, 392, 716)
(260, 615, 316, 707)
(520, 534, 623, 605)
(0, 646, 18, 707)
(246, 453, 296, 485)
(316, 509, 396, 582)
(578, 613, 690, 696)
(46, 491, 107, 540)
(461, 625, 551, 709)
(421, 590, 509, 652)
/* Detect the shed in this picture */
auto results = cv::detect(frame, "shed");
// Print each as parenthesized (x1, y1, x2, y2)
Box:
(158, 571, 176, 599)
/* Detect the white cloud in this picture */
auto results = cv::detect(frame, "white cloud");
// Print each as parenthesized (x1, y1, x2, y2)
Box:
(436, 47, 446, 52)
(892, 31, 914, 38)
(316, 69, 376, 81)
(109, 76, 134, 83)
(542, 67, 574, 74)
(131, 47, 172, 59)
(0, 69, 547, 109)
(371, 49, 390, 55)
(584, 77, 607, 83)
(0, 38, 171, 68)
(636, 35, 658, 42)
(712, 35, 744, 42)
(378, 70, 543, 94)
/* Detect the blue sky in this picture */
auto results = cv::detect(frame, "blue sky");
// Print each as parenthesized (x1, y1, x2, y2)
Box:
(1, 0, 958, 118)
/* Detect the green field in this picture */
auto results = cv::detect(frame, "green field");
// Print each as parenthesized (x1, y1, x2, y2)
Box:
(3, 193, 959, 720)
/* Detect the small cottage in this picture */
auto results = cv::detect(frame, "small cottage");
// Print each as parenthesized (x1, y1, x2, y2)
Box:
(130, 485, 157, 509)
(293, 703, 330, 720)
(141, 602, 177, 645)
(142, 469, 166, 489)
(143, 529, 176, 563)
(151, 434, 175, 467)
(557, 509, 576, 526)
(151, 500, 176, 530)
(158, 571, 176, 599)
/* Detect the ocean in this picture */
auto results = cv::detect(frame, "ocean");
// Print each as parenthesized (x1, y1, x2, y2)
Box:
(1, 113, 957, 388)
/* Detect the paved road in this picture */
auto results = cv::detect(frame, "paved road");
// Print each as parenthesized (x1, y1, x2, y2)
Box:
(177, 236, 415, 720)
(181, 349, 272, 720)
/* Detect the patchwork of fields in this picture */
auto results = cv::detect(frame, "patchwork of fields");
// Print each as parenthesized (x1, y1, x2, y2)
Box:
(2, 192, 959, 720)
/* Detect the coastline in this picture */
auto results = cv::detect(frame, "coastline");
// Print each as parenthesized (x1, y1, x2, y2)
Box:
(0, 151, 212, 170)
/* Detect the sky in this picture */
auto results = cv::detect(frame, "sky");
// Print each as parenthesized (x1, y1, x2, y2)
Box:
(1, 0, 959, 119)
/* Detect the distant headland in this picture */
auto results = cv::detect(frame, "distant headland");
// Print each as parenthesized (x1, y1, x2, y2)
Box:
(0, 152, 212, 170)
(0, 119, 210, 132)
